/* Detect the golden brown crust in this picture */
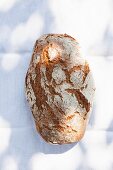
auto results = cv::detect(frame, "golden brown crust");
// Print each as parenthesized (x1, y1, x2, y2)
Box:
(25, 34, 95, 144)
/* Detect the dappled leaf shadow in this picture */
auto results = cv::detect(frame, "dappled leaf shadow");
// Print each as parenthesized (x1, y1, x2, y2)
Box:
(36, 134, 77, 154)
(78, 141, 87, 153)
(88, 102, 96, 128)
(0, 0, 54, 53)
(106, 119, 113, 144)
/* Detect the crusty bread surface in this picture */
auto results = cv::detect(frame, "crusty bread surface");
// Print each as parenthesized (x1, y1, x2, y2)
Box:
(25, 34, 95, 144)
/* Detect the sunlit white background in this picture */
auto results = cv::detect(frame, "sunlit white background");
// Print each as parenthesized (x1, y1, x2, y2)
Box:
(0, 0, 113, 170)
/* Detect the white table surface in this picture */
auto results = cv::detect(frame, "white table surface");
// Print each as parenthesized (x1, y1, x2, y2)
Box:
(0, 0, 113, 169)
(0, 53, 113, 170)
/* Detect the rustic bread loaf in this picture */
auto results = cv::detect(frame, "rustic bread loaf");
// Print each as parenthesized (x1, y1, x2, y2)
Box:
(25, 34, 95, 144)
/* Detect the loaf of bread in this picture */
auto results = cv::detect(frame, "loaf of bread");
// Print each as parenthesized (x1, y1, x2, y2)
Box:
(25, 34, 95, 144)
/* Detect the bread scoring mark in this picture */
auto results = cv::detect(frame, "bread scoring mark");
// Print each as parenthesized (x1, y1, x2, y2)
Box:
(65, 89, 90, 112)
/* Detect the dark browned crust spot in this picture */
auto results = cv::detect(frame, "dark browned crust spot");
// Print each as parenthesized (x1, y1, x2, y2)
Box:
(65, 89, 90, 112)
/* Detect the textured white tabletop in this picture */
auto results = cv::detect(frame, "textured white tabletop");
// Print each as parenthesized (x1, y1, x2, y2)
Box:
(0, 0, 113, 170)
